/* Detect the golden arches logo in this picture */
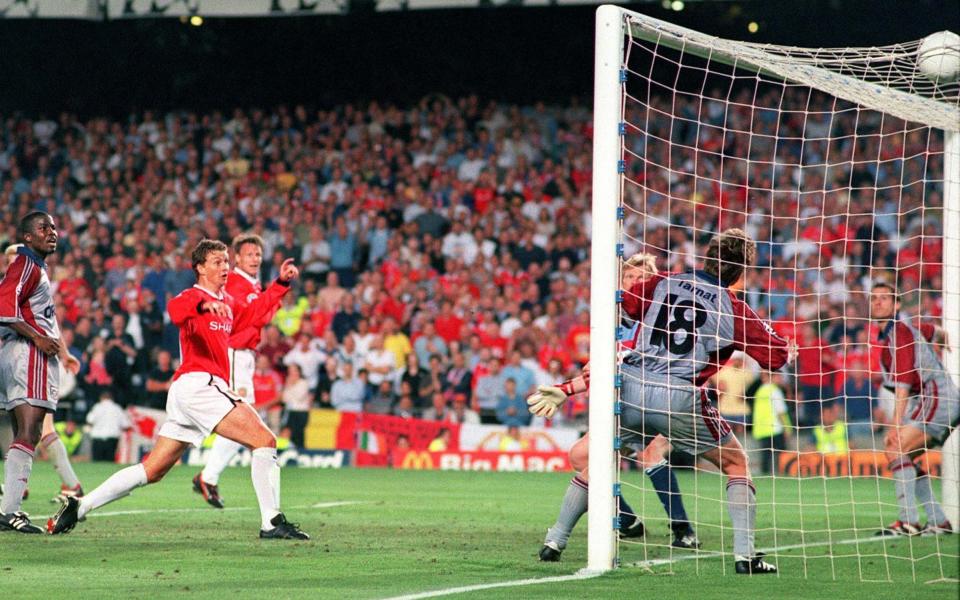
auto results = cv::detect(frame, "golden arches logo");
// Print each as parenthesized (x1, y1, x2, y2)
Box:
(399, 451, 434, 470)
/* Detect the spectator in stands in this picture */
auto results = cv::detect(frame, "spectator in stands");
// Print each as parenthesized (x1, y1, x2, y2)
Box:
(450, 393, 480, 424)
(364, 333, 397, 390)
(284, 333, 326, 392)
(414, 322, 448, 366)
(715, 354, 753, 435)
(86, 392, 132, 462)
(331, 362, 366, 413)
(442, 350, 472, 402)
(329, 217, 358, 287)
(274, 292, 310, 337)
(496, 378, 529, 428)
(144, 349, 175, 410)
(382, 317, 412, 369)
(365, 380, 396, 415)
(475, 357, 506, 422)
(501, 350, 536, 398)
(842, 366, 875, 442)
(813, 401, 849, 455)
(392, 383, 417, 419)
(281, 364, 313, 447)
(421, 392, 452, 422)
(301, 224, 331, 281)
(105, 314, 139, 405)
(750, 371, 793, 475)
(314, 357, 341, 408)
(400, 353, 434, 409)
(331, 292, 360, 342)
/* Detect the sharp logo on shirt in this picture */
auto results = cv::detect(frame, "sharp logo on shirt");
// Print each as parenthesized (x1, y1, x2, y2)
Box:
(209, 322, 232, 333)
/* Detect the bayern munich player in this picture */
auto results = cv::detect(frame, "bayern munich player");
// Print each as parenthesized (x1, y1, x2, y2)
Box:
(1, 242, 84, 511)
(870, 281, 958, 536)
(529, 229, 794, 574)
(0, 213, 82, 533)
(532, 253, 700, 563)
(193, 233, 287, 509)
(49, 239, 308, 539)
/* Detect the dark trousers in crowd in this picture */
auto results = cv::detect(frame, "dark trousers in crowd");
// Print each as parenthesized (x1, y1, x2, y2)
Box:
(92, 437, 119, 462)
(756, 432, 786, 475)
(286, 410, 309, 448)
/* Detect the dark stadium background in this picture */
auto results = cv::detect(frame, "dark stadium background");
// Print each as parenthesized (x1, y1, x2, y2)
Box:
(0, 0, 956, 115)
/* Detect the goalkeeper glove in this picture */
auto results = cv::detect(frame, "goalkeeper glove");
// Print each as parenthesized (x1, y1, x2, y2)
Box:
(527, 385, 567, 418)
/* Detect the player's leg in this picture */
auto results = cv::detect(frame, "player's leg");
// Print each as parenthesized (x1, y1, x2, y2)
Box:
(39, 412, 83, 501)
(914, 460, 951, 533)
(879, 425, 929, 535)
(693, 387, 775, 575)
(48, 436, 189, 534)
(195, 349, 250, 508)
(641, 434, 699, 548)
(0, 403, 46, 533)
(540, 432, 642, 561)
(214, 403, 308, 539)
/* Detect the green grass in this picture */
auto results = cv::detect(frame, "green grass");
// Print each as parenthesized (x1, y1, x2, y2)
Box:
(1, 464, 957, 599)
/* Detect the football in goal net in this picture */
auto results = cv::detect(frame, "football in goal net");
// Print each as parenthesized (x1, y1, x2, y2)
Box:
(585, 5, 960, 582)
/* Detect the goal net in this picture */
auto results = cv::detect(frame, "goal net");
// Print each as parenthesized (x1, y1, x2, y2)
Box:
(587, 5, 960, 582)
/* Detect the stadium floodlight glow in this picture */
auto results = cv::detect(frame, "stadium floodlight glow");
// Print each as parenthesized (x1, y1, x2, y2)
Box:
(189, 15, 203, 26)
(591, 4, 960, 577)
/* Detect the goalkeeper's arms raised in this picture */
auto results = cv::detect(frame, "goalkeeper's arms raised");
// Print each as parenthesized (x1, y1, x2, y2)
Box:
(527, 367, 590, 418)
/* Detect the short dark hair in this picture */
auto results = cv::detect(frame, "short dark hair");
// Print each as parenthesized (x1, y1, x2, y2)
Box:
(19, 211, 51, 239)
(702, 228, 756, 287)
(232, 233, 264, 255)
(191, 239, 228, 275)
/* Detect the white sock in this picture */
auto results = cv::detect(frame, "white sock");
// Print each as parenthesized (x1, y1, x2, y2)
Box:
(201, 435, 243, 485)
(78, 464, 147, 520)
(1, 443, 34, 515)
(251, 447, 281, 530)
(41, 432, 81, 489)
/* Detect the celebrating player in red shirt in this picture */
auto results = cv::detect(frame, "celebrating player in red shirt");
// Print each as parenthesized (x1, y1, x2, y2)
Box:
(49, 239, 309, 539)
(192, 233, 290, 509)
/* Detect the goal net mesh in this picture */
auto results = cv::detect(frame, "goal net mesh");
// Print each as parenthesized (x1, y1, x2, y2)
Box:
(611, 11, 960, 582)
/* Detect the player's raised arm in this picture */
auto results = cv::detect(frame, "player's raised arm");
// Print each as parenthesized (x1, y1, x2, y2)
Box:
(233, 258, 299, 332)
(730, 296, 790, 370)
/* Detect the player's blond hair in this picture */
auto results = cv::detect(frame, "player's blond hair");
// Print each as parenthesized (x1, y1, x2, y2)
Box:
(703, 228, 756, 286)
(624, 252, 657, 272)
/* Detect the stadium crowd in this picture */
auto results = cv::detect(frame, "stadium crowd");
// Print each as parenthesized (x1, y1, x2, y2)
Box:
(0, 90, 947, 453)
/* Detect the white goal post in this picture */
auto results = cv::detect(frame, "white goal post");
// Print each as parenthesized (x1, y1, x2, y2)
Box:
(588, 4, 960, 573)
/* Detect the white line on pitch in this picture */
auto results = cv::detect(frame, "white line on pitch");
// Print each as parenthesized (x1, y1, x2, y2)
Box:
(88, 500, 365, 518)
(381, 534, 945, 599)
(379, 572, 604, 600)
(625, 534, 902, 568)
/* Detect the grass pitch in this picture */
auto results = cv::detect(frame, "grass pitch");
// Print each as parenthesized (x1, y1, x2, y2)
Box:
(1, 463, 957, 599)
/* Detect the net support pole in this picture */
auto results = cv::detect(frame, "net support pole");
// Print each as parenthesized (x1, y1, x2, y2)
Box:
(941, 129, 960, 532)
(586, 3, 623, 574)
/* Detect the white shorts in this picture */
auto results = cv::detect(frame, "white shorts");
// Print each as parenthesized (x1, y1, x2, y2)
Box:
(0, 338, 60, 412)
(229, 348, 256, 405)
(158, 372, 242, 447)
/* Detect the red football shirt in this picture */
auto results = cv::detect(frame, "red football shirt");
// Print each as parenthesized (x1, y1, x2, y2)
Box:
(225, 268, 287, 351)
(169, 281, 291, 381)
(168, 285, 235, 382)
